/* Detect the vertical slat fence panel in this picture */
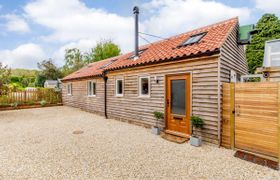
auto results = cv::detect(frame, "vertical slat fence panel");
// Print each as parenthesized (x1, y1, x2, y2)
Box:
(0, 89, 62, 106)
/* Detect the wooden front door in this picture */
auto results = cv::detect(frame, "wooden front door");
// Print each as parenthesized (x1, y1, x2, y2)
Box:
(166, 74, 191, 137)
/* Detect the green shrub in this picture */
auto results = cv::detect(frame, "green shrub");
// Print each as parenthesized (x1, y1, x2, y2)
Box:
(153, 111, 164, 127)
(10, 102, 19, 109)
(153, 111, 164, 120)
(40, 100, 47, 107)
(27, 101, 35, 105)
(191, 116, 204, 129)
(191, 116, 204, 137)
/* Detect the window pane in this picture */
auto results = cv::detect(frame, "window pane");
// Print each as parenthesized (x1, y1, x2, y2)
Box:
(93, 83, 96, 95)
(141, 78, 149, 95)
(117, 80, 123, 94)
(171, 79, 186, 115)
(68, 84, 71, 94)
(88, 82, 92, 95)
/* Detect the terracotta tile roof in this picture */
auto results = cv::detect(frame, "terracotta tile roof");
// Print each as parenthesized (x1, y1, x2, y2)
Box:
(62, 58, 116, 80)
(62, 17, 237, 81)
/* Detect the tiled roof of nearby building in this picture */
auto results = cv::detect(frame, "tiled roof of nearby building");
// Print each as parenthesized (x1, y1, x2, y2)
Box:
(62, 17, 238, 81)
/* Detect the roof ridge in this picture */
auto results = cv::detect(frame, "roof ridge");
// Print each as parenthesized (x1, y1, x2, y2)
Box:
(133, 17, 238, 50)
(62, 17, 238, 81)
(86, 17, 238, 67)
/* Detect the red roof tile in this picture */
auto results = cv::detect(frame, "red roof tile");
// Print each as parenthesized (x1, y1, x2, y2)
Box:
(63, 17, 237, 81)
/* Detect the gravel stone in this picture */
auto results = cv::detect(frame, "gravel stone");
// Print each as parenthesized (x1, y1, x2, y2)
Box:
(0, 106, 279, 179)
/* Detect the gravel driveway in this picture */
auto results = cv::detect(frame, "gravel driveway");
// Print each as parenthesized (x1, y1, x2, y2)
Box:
(0, 106, 279, 179)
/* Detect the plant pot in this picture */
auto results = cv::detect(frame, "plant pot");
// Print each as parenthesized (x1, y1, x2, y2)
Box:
(190, 136, 202, 147)
(151, 126, 160, 135)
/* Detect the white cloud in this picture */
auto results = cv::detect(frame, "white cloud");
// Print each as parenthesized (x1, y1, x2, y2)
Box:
(24, 0, 136, 52)
(3, 14, 30, 33)
(0, 43, 46, 69)
(254, 0, 280, 14)
(1, 0, 253, 69)
(142, 0, 251, 36)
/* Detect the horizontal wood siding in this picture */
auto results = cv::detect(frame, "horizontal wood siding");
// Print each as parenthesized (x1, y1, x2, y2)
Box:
(107, 56, 220, 144)
(220, 23, 248, 82)
(62, 78, 104, 115)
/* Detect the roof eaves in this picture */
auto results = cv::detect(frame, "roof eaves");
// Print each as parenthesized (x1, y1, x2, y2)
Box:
(106, 48, 220, 72)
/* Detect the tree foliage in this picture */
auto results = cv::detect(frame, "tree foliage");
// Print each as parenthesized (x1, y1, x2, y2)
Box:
(246, 14, 280, 73)
(62, 48, 85, 76)
(37, 59, 62, 82)
(11, 69, 38, 77)
(61, 40, 121, 77)
(90, 40, 121, 62)
(0, 62, 11, 95)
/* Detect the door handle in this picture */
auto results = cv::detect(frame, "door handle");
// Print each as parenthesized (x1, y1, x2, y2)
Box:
(236, 105, 240, 117)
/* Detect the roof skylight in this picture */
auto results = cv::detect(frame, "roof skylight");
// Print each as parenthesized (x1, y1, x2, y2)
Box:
(129, 48, 147, 59)
(181, 32, 207, 46)
(99, 59, 117, 69)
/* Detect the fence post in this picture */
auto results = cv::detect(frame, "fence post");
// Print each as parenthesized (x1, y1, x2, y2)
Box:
(24, 91, 27, 103)
(278, 83, 280, 164)
(230, 83, 235, 149)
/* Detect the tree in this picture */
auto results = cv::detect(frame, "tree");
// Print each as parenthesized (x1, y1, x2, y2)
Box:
(62, 48, 85, 76)
(35, 74, 46, 87)
(0, 62, 11, 95)
(90, 40, 121, 62)
(37, 59, 62, 80)
(246, 14, 280, 73)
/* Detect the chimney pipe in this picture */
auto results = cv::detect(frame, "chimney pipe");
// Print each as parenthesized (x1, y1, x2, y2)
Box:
(133, 6, 139, 58)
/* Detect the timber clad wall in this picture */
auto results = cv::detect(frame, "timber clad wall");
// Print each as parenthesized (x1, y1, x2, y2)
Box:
(62, 78, 104, 115)
(62, 56, 220, 144)
(62, 23, 248, 145)
(220, 23, 248, 82)
(107, 56, 220, 144)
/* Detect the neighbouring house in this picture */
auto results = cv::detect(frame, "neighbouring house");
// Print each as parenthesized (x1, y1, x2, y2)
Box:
(61, 17, 248, 145)
(44, 80, 59, 89)
(256, 39, 280, 82)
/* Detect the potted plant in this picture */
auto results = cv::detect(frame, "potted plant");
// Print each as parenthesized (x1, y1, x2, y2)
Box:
(190, 116, 204, 147)
(152, 111, 164, 135)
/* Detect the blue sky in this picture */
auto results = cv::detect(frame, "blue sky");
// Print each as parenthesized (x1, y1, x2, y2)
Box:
(0, 0, 279, 69)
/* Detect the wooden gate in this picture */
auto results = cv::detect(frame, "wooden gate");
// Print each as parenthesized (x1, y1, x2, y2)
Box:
(222, 82, 280, 159)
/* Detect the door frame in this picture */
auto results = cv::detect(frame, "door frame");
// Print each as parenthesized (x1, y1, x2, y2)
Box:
(164, 72, 192, 132)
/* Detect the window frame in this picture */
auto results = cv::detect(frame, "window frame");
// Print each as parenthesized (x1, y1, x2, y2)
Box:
(115, 77, 124, 97)
(87, 80, 96, 97)
(138, 76, 150, 98)
(67, 83, 72, 95)
(180, 32, 207, 47)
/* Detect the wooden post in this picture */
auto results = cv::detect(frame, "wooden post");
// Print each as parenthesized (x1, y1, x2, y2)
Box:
(24, 91, 27, 103)
(277, 83, 280, 163)
(230, 83, 235, 149)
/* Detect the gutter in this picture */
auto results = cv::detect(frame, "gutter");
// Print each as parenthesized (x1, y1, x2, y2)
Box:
(217, 54, 221, 147)
(102, 73, 108, 119)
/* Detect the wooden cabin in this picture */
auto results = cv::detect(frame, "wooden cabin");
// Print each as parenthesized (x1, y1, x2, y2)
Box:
(61, 17, 247, 145)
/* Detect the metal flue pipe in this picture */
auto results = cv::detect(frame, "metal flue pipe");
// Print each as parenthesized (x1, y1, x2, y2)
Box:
(133, 6, 139, 58)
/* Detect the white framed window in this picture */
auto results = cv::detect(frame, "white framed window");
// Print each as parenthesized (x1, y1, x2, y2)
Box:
(87, 81, 96, 96)
(115, 78, 124, 97)
(139, 76, 150, 97)
(67, 83, 72, 95)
